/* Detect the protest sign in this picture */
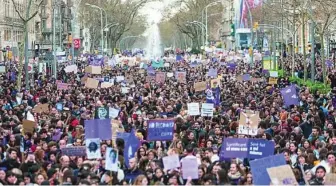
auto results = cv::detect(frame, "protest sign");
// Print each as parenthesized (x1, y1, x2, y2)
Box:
(33, 104, 49, 114)
(116, 76, 125, 82)
(176, 71, 186, 83)
(85, 78, 99, 89)
(194, 81, 207, 92)
(201, 103, 214, 117)
(22, 120, 35, 134)
(86, 138, 101, 159)
(85, 66, 102, 74)
(219, 138, 275, 160)
(61, 146, 86, 156)
(147, 120, 174, 141)
(267, 165, 298, 185)
(280, 85, 300, 107)
(121, 87, 130, 94)
(207, 68, 218, 77)
(163, 155, 180, 170)
(155, 72, 166, 84)
(105, 147, 119, 171)
(56, 103, 63, 111)
(101, 82, 113, 88)
(211, 78, 220, 88)
(325, 173, 336, 185)
(111, 120, 125, 144)
(84, 119, 112, 140)
(57, 83, 69, 90)
(269, 77, 278, 84)
(81, 76, 88, 84)
(164, 63, 170, 67)
(167, 72, 174, 78)
(64, 64, 78, 73)
(0, 66, 5, 73)
(250, 154, 286, 185)
(238, 111, 259, 136)
(146, 75, 156, 83)
(109, 108, 119, 119)
(181, 158, 199, 179)
(187, 103, 200, 116)
(124, 130, 140, 169)
(95, 106, 109, 119)
(269, 71, 278, 77)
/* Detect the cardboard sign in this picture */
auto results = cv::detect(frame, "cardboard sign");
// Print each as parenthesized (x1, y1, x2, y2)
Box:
(155, 72, 166, 84)
(269, 77, 277, 84)
(187, 103, 200, 116)
(194, 81, 207, 92)
(325, 173, 336, 185)
(163, 155, 180, 170)
(85, 78, 99, 89)
(201, 103, 214, 117)
(33, 104, 49, 114)
(85, 66, 102, 74)
(111, 120, 125, 144)
(238, 111, 259, 136)
(81, 76, 88, 84)
(22, 120, 35, 134)
(267, 165, 298, 185)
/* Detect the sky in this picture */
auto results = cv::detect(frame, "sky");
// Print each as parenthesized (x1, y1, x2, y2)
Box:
(139, 0, 178, 24)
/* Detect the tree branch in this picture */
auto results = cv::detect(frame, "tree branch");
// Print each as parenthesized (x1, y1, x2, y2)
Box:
(26, 0, 44, 22)
(11, 0, 26, 21)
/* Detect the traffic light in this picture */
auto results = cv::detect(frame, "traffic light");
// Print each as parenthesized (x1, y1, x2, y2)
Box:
(253, 22, 259, 30)
(230, 23, 235, 36)
(308, 43, 311, 52)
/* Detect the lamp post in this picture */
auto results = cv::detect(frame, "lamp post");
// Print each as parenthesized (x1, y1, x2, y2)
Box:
(103, 23, 119, 53)
(259, 24, 295, 77)
(85, 3, 107, 54)
(202, 1, 222, 46)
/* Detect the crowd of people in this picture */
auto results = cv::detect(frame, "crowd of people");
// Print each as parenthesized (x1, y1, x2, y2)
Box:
(0, 50, 335, 186)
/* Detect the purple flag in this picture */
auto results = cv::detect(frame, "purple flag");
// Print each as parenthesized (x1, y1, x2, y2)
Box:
(206, 84, 214, 104)
(84, 119, 112, 140)
(280, 85, 300, 106)
(124, 130, 140, 168)
(326, 60, 333, 67)
(242, 74, 251, 81)
(227, 63, 237, 70)
(213, 86, 221, 106)
(147, 66, 155, 74)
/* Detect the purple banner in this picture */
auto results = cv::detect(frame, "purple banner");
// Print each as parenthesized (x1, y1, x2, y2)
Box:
(220, 138, 275, 160)
(242, 74, 251, 81)
(147, 120, 174, 141)
(84, 119, 112, 140)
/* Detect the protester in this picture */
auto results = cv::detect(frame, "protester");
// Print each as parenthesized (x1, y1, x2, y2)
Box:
(0, 49, 335, 185)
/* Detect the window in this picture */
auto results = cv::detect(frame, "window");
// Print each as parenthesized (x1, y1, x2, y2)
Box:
(5, 0, 9, 17)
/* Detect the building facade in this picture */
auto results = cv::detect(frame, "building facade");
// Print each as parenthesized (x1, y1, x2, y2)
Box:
(0, 0, 38, 61)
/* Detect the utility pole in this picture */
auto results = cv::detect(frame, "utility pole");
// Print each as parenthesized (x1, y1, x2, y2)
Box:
(24, 0, 33, 90)
(309, 9, 315, 82)
(52, 1, 57, 79)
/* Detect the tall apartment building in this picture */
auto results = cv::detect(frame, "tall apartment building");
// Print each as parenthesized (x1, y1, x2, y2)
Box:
(35, 0, 74, 56)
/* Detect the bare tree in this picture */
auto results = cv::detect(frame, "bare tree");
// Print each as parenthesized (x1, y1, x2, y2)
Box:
(11, 0, 43, 90)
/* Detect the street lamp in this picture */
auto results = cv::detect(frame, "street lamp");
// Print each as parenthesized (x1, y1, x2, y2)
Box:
(201, 1, 222, 46)
(85, 3, 107, 54)
(103, 23, 119, 52)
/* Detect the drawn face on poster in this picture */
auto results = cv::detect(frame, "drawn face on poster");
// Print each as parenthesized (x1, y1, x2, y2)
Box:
(88, 141, 98, 153)
(97, 107, 108, 119)
(109, 149, 117, 164)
